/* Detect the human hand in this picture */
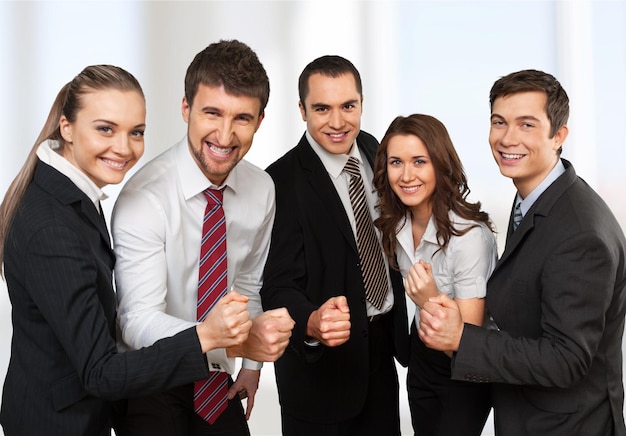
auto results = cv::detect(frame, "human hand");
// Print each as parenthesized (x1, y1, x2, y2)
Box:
(306, 296, 351, 347)
(405, 260, 438, 308)
(195, 291, 251, 353)
(228, 368, 260, 420)
(227, 308, 294, 362)
(418, 294, 464, 352)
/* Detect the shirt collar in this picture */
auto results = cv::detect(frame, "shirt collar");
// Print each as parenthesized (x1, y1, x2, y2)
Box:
(36, 139, 108, 210)
(517, 159, 566, 216)
(306, 130, 364, 178)
(177, 136, 240, 200)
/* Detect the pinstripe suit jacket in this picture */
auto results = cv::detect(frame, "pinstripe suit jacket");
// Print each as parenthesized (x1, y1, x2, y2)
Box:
(0, 160, 209, 436)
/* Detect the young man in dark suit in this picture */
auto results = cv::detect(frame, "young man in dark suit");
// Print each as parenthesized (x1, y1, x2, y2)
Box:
(419, 69, 626, 436)
(260, 55, 410, 436)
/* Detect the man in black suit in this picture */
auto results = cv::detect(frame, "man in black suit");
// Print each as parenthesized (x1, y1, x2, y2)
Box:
(419, 69, 626, 435)
(260, 55, 409, 436)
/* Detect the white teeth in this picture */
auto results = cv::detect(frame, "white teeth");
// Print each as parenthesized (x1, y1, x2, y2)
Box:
(329, 133, 344, 138)
(102, 158, 125, 169)
(401, 186, 418, 193)
(209, 144, 233, 155)
(502, 152, 524, 160)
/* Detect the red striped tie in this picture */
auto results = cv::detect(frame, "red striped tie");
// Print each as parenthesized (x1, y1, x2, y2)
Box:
(193, 188, 229, 424)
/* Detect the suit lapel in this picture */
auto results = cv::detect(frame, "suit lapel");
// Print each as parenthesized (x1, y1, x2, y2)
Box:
(34, 160, 113, 251)
(295, 135, 358, 253)
(494, 159, 578, 271)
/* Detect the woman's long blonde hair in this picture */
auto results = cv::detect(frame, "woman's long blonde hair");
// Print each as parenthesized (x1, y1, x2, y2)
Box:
(0, 65, 144, 277)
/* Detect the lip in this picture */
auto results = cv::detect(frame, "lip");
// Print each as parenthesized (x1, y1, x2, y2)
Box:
(100, 157, 129, 171)
(399, 185, 420, 194)
(205, 141, 236, 158)
(500, 151, 526, 161)
(325, 131, 350, 143)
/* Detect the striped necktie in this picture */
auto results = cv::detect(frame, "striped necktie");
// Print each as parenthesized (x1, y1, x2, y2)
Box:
(344, 157, 388, 310)
(193, 188, 229, 424)
(513, 201, 523, 231)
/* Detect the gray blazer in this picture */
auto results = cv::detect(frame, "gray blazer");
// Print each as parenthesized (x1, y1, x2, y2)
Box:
(453, 159, 626, 435)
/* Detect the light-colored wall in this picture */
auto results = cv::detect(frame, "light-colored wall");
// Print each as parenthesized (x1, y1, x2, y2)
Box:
(1, 1, 624, 435)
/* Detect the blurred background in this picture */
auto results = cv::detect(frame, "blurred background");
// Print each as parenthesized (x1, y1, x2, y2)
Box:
(1, 1, 625, 435)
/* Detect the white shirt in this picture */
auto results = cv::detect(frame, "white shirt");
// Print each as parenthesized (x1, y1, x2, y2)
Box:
(36, 139, 108, 211)
(306, 131, 394, 316)
(395, 210, 497, 325)
(112, 136, 275, 373)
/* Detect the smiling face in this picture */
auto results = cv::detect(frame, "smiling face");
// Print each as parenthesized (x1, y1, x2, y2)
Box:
(489, 91, 568, 198)
(299, 73, 362, 155)
(60, 89, 146, 188)
(386, 134, 436, 217)
(183, 83, 264, 185)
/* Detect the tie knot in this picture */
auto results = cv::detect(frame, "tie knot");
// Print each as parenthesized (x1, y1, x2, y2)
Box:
(203, 188, 223, 206)
(344, 157, 361, 178)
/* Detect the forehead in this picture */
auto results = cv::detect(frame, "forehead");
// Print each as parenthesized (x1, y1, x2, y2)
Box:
(492, 91, 548, 118)
(78, 89, 145, 120)
(387, 134, 429, 156)
(192, 83, 261, 114)
(305, 73, 360, 103)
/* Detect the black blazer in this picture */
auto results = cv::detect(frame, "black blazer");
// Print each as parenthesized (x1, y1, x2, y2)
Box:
(1, 161, 209, 436)
(261, 132, 409, 423)
(452, 160, 626, 435)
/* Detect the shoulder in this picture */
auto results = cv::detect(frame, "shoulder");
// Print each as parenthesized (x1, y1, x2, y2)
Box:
(234, 159, 275, 197)
(448, 211, 497, 248)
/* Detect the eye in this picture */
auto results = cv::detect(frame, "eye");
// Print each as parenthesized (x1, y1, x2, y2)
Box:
(491, 120, 505, 126)
(314, 107, 328, 113)
(416, 159, 427, 165)
(97, 126, 113, 134)
(343, 104, 355, 110)
(235, 115, 252, 125)
(131, 129, 145, 138)
(388, 159, 401, 166)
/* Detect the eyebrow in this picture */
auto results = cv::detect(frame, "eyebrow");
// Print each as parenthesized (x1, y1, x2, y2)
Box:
(309, 99, 360, 109)
(491, 113, 542, 123)
(92, 119, 146, 129)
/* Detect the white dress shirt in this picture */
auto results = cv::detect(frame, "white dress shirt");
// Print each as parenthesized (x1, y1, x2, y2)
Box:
(36, 139, 108, 211)
(306, 131, 394, 316)
(112, 136, 275, 373)
(395, 210, 497, 325)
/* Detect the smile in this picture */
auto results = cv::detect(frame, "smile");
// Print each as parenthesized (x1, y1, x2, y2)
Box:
(501, 152, 525, 160)
(207, 142, 235, 156)
(100, 158, 127, 170)
(400, 185, 420, 193)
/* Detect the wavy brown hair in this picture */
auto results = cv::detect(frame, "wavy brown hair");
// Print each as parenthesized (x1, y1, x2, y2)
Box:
(373, 114, 494, 269)
(0, 65, 144, 277)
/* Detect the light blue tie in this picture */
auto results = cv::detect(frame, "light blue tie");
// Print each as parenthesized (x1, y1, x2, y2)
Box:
(513, 201, 523, 230)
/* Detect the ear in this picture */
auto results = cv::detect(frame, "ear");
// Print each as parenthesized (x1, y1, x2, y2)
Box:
(553, 124, 569, 151)
(298, 101, 307, 122)
(254, 111, 265, 132)
(59, 115, 72, 142)
(182, 96, 190, 123)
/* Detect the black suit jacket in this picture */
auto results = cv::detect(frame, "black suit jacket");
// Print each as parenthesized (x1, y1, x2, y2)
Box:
(452, 160, 626, 435)
(261, 132, 409, 423)
(1, 160, 209, 436)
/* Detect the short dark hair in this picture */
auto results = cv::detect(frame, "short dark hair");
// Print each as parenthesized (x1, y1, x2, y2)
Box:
(489, 69, 569, 138)
(298, 55, 362, 105)
(184, 39, 270, 114)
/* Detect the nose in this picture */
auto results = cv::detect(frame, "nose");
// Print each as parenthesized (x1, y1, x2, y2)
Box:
(217, 118, 235, 145)
(328, 109, 345, 130)
(111, 134, 131, 156)
(401, 164, 414, 182)
(499, 126, 518, 147)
